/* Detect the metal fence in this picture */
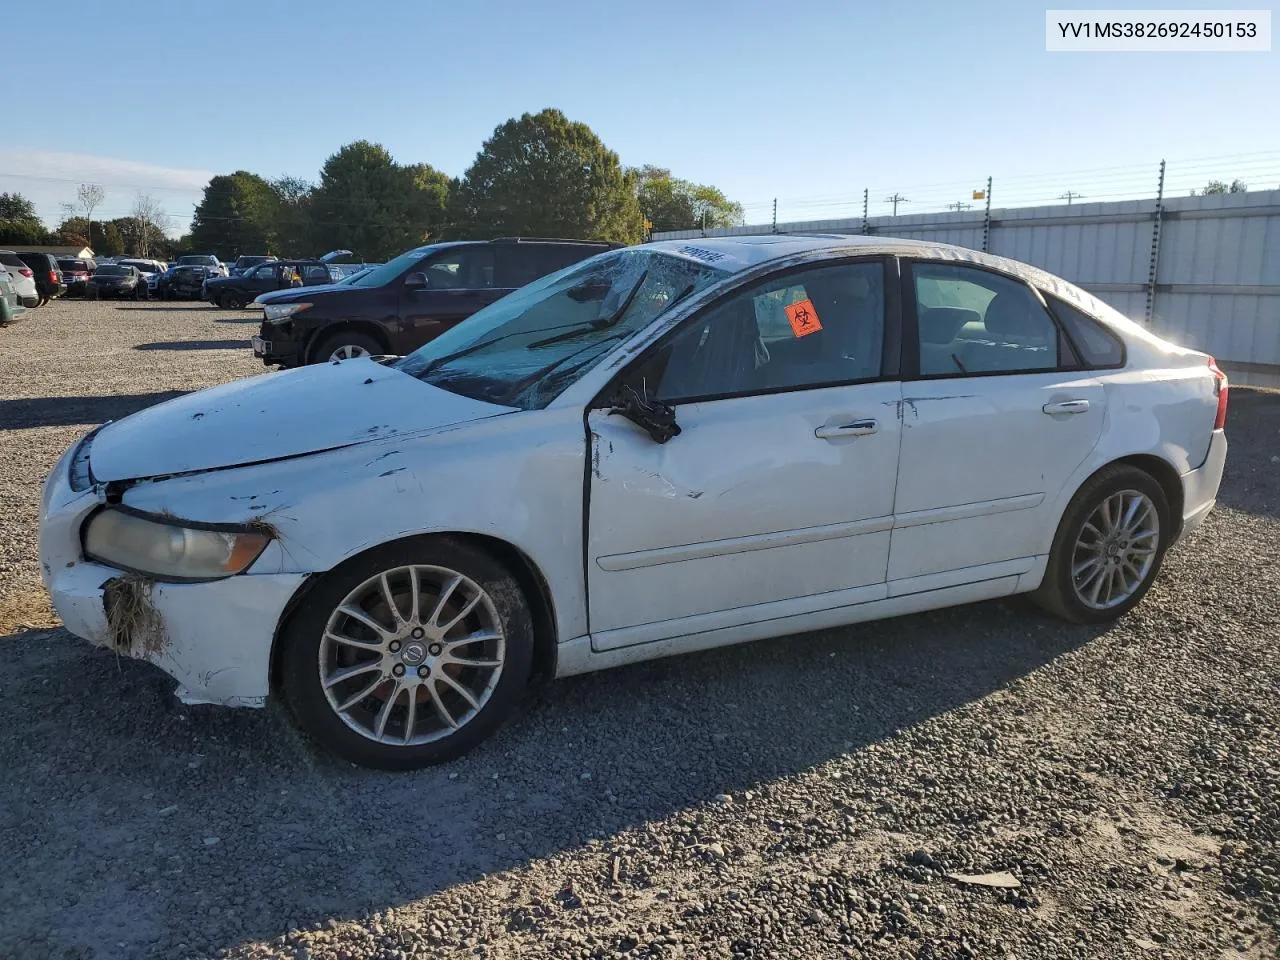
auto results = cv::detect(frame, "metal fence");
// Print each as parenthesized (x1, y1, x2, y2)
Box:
(654, 188, 1280, 386)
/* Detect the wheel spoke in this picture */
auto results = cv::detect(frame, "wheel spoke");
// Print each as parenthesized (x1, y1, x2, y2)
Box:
(1080, 520, 1105, 542)
(338, 604, 393, 640)
(1123, 503, 1153, 537)
(1072, 556, 1101, 580)
(375, 682, 402, 739)
(447, 655, 503, 669)
(1129, 526, 1158, 543)
(427, 677, 457, 728)
(1120, 494, 1143, 531)
(324, 630, 383, 653)
(323, 660, 383, 689)
(337, 675, 384, 712)
(407, 567, 421, 625)
(437, 671, 480, 711)
(427, 576, 463, 631)
(402, 687, 418, 744)
(439, 593, 483, 636)
(1088, 565, 1108, 605)
(379, 572, 404, 627)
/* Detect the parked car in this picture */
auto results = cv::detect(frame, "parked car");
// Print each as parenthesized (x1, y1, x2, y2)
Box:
(204, 259, 337, 309)
(178, 254, 227, 277)
(87, 264, 148, 300)
(229, 255, 277, 277)
(0, 265, 28, 324)
(157, 264, 213, 300)
(0, 250, 40, 307)
(57, 258, 96, 297)
(253, 237, 620, 367)
(15, 252, 68, 305)
(118, 259, 164, 294)
(37, 235, 1229, 769)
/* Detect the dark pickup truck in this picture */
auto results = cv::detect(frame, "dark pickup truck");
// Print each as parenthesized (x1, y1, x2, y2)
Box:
(251, 237, 618, 367)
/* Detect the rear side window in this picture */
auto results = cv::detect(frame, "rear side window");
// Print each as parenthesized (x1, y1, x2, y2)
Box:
(0, 252, 24, 268)
(1047, 295, 1126, 368)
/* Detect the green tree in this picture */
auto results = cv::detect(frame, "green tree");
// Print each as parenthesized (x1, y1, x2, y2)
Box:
(54, 217, 90, 247)
(634, 166, 743, 233)
(269, 175, 313, 255)
(307, 142, 450, 260)
(108, 216, 172, 259)
(1199, 179, 1247, 195)
(0, 219, 52, 245)
(0, 192, 40, 222)
(451, 109, 645, 243)
(189, 171, 282, 259)
(91, 221, 124, 257)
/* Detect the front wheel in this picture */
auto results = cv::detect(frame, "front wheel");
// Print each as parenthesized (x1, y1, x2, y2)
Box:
(313, 330, 382, 364)
(278, 537, 535, 769)
(220, 292, 245, 310)
(1033, 464, 1171, 624)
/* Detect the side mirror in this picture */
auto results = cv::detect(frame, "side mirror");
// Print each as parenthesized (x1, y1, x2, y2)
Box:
(607, 384, 681, 444)
(404, 272, 427, 289)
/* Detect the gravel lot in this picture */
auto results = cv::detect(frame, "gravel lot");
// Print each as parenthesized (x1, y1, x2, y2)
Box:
(1, 299, 1277, 960)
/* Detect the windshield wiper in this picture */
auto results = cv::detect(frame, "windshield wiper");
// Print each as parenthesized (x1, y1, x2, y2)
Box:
(527, 270, 650, 349)
(416, 331, 519, 377)
(497, 332, 630, 406)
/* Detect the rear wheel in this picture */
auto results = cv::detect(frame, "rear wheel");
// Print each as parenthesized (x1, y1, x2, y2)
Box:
(220, 292, 246, 310)
(1033, 464, 1171, 624)
(279, 537, 535, 769)
(314, 330, 382, 363)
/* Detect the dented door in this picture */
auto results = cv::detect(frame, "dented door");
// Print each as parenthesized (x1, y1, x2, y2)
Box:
(585, 381, 903, 651)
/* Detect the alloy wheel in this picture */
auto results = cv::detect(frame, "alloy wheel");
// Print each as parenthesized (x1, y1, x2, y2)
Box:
(329, 344, 371, 361)
(318, 565, 506, 745)
(1070, 489, 1160, 610)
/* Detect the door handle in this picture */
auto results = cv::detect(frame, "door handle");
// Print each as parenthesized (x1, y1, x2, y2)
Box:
(1042, 399, 1090, 415)
(815, 418, 878, 439)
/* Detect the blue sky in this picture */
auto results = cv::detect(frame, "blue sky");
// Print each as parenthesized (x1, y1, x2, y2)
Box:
(2, 0, 1276, 233)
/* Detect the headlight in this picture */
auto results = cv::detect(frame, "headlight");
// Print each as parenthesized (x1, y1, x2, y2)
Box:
(264, 302, 311, 322)
(83, 508, 271, 582)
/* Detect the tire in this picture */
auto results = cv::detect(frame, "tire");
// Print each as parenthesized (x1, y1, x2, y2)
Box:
(278, 536, 535, 769)
(37, 296, 47, 307)
(133, 286, 145, 301)
(220, 292, 245, 310)
(1032, 464, 1171, 624)
(313, 330, 383, 364)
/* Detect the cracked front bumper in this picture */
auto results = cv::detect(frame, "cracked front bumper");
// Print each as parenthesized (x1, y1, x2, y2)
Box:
(37, 444, 307, 708)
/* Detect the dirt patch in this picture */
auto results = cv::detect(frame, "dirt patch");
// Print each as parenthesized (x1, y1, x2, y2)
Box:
(0, 587, 58, 635)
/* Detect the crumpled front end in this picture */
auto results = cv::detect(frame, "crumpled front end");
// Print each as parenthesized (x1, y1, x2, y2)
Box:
(38, 435, 306, 708)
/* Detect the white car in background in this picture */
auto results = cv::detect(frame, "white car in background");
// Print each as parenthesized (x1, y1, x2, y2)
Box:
(0, 250, 40, 307)
(38, 235, 1228, 769)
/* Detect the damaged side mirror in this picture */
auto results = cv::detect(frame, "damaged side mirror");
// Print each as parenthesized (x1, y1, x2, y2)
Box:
(607, 383, 681, 444)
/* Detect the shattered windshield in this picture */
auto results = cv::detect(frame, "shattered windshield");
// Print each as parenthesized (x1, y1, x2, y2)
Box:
(396, 249, 728, 410)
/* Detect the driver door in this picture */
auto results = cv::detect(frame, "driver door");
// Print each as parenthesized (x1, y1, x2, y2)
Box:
(399, 246, 506, 343)
(585, 257, 903, 651)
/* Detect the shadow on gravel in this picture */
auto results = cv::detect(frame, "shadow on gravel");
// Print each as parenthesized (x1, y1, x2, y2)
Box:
(134, 339, 250, 351)
(0, 391, 190, 429)
(214, 316, 262, 324)
(1215, 388, 1280, 518)
(0, 600, 1106, 958)
(115, 304, 212, 311)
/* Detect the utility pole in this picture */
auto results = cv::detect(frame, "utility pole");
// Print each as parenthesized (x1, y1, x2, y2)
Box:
(885, 193, 909, 216)
(1058, 190, 1085, 204)
(771, 198, 777, 234)
(1144, 159, 1167, 325)
(946, 201, 972, 212)
(980, 175, 993, 252)
(861, 188, 870, 235)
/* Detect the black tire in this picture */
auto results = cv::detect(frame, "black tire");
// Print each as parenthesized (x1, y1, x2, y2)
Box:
(278, 536, 535, 769)
(133, 286, 145, 301)
(1032, 464, 1171, 624)
(220, 292, 245, 310)
(37, 296, 47, 307)
(312, 329, 383, 364)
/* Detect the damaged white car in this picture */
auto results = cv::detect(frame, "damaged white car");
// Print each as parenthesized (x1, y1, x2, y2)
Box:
(39, 235, 1229, 769)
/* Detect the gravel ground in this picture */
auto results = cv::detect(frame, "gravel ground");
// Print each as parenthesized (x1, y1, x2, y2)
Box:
(1, 299, 1277, 960)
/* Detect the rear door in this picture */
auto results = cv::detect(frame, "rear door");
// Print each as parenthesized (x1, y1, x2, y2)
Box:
(888, 260, 1106, 586)
(398, 246, 504, 348)
(242, 262, 282, 297)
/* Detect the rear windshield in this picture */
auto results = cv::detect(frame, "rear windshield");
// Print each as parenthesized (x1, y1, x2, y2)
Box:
(0, 253, 24, 268)
(59, 260, 88, 271)
(94, 266, 130, 276)
(179, 256, 217, 265)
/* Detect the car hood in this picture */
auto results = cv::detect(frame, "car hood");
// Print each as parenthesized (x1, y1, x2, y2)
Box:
(256, 282, 352, 304)
(89, 358, 516, 483)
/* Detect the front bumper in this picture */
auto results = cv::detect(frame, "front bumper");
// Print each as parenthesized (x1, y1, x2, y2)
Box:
(38, 443, 307, 708)
(1176, 429, 1228, 543)
(255, 319, 304, 366)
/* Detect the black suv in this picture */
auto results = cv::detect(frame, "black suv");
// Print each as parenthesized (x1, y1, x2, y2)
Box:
(252, 237, 619, 367)
(205, 259, 337, 309)
(16, 252, 67, 304)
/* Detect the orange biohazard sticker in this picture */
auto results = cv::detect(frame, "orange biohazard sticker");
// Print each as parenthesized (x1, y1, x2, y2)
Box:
(784, 298, 823, 338)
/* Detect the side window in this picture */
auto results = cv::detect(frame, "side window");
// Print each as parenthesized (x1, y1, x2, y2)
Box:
(425, 248, 496, 290)
(249, 264, 275, 281)
(643, 260, 886, 402)
(1046, 295, 1125, 368)
(912, 263, 1058, 376)
(302, 264, 330, 284)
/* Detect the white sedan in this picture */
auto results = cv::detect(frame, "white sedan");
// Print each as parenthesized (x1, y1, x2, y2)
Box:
(38, 236, 1229, 768)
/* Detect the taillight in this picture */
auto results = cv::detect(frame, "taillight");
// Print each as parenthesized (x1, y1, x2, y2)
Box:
(48, 271, 58, 285)
(1207, 356, 1228, 430)
(18, 267, 33, 278)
